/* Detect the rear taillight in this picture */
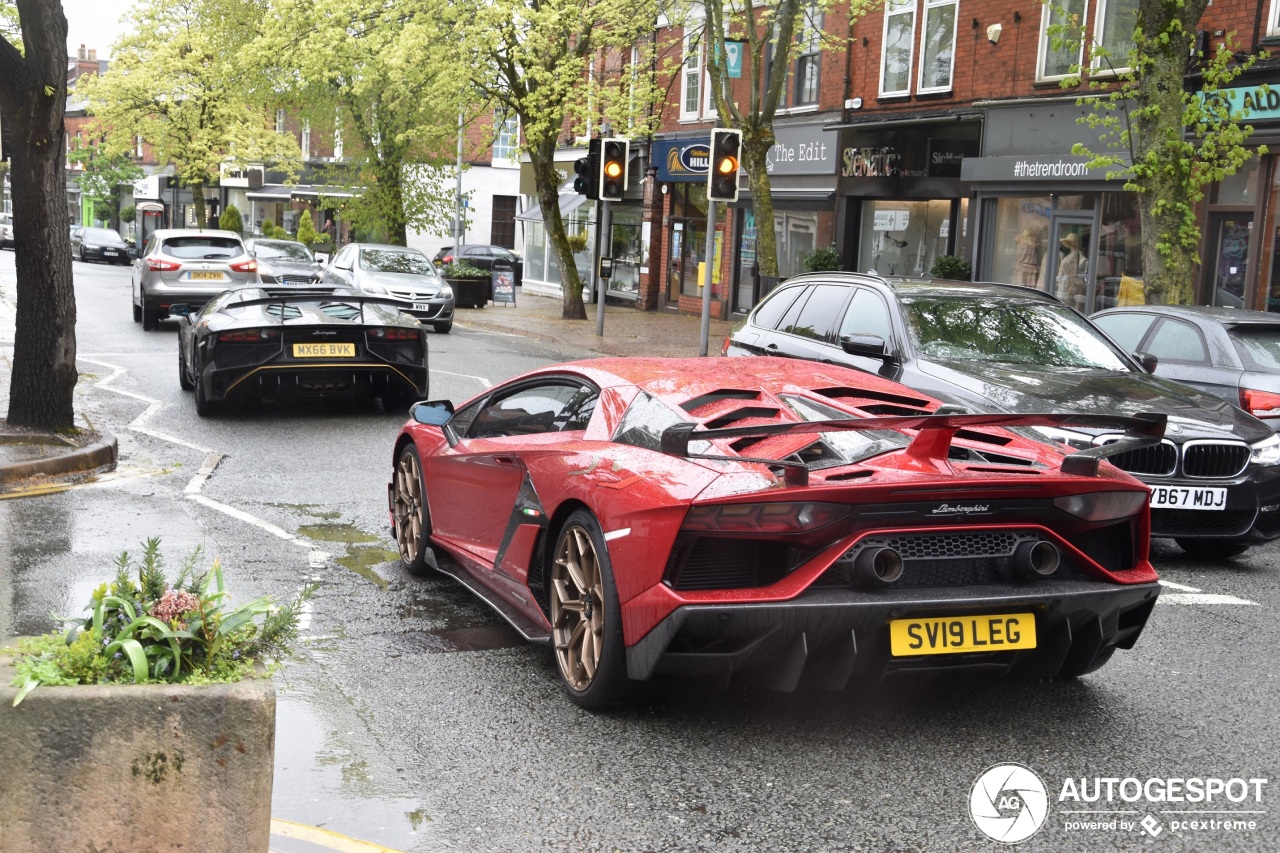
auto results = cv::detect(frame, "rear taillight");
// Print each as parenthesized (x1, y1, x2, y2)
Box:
(146, 257, 181, 271)
(230, 259, 258, 273)
(218, 329, 280, 342)
(681, 502, 849, 533)
(440, 255, 454, 263)
(1241, 388, 1280, 419)
(368, 327, 418, 341)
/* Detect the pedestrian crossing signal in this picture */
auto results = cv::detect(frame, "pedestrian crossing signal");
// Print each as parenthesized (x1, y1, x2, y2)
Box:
(708, 129, 741, 202)
(599, 138, 628, 201)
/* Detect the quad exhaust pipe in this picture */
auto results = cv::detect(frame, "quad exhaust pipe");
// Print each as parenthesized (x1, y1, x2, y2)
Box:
(854, 546, 904, 585)
(1013, 540, 1060, 578)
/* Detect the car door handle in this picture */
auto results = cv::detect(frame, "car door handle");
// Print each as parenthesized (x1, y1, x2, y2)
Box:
(765, 343, 780, 352)
(493, 456, 517, 465)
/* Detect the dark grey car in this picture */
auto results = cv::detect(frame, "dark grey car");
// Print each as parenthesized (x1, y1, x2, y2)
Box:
(244, 238, 323, 286)
(1093, 304, 1280, 432)
(724, 274, 1280, 557)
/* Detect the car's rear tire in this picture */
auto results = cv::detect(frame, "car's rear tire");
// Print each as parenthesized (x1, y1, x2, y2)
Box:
(393, 444, 436, 576)
(141, 291, 160, 331)
(132, 299, 141, 323)
(434, 320, 452, 334)
(551, 509, 634, 710)
(194, 368, 217, 417)
(1175, 538, 1250, 559)
(178, 344, 194, 391)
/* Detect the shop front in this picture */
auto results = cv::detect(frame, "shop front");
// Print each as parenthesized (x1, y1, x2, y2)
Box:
(653, 137, 721, 314)
(834, 117, 979, 281)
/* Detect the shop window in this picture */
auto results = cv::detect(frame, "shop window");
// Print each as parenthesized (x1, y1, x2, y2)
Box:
(1037, 0, 1087, 80)
(607, 208, 644, 298)
(1092, 0, 1139, 74)
(1215, 159, 1260, 205)
(880, 0, 916, 97)
(857, 199, 953, 277)
(681, 30, 703, 120)
(918, 0, 957, 93)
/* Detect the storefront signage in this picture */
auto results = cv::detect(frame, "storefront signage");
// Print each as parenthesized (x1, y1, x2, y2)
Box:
(927, 139, 979, 178)
(841, 147, 900, 178)
(1205, 85, 1280, 122)
(873, 210, 910, 231)
(766, 124, 837, 176)
(654, 138, 710, 182)
(960, 155, 1126, 182)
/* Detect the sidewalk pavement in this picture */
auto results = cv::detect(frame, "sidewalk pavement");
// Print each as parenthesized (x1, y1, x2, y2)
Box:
(0, 283, 737, 488)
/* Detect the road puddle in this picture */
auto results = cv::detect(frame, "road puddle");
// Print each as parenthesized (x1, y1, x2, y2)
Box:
(296, 522, 398, 588)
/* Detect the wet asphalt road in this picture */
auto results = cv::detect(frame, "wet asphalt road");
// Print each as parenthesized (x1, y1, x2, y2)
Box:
(1, 254, 1278, 852)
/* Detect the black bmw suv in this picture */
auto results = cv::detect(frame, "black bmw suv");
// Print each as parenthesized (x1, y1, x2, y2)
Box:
(725, 274, 1280, 557)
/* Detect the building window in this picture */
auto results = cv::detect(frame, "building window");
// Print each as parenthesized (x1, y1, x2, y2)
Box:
(493, 114, 519, 162)
(136, 136, 144, 158)
(880, 0, 916, 97)
(681, 30, 703, 119)
(1271, 0, 1280, 36)
(334, 126, 343, 160)
(918, 0, 957, 92)
(275, 109, 285, 133)
(794, 6, 822, 105)
(1093, 0, 1139, 73)
(1037, 0, 1087, 80)
(301, 120, 311, 160)
(491, 195, 517, 247)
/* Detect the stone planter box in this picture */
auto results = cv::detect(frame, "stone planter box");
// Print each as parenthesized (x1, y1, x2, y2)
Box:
(0, 643, 276, 853)
(446, 274, 490, 309)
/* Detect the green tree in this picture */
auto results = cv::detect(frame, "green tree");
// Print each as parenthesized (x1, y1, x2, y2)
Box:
(698, 0, 870, 279)
(250, 0, 457, 247)
(68, 140, 144, 228)
(0, 2, 78, 431)
(219, 203, 243, 234)
(447, 0, 661, 319)
(1054, 3, 1263, 304)
(295, 210, 320, 244)
(78, 0, 301, 230)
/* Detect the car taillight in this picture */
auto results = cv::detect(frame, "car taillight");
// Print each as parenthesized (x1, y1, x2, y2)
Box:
(681, 502, 849, 533)
(230, 259, 258, 273)
(440, 255, 454, 263)
(146, 258, 181, 271)
(218, 329, 280, 342)
(368, 327, 418, 341)
(1054, 491, 1147, 521)
(1241, 388, 1280, 419)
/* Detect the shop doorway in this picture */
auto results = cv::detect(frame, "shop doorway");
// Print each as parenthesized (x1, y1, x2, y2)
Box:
(1045, 217, 1092, 312)
(667, 217, 707, 302)
(1206, 214, 1252, 308)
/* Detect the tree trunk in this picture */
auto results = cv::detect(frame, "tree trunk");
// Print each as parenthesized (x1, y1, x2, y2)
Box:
(742, 125, 778, 278)
(0, 3, 79, 432)
(190, 179, 207, 230)
(530, 137, 586, 320)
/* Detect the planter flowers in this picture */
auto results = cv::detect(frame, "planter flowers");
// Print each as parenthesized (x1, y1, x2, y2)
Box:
(10, 537, 314, 705)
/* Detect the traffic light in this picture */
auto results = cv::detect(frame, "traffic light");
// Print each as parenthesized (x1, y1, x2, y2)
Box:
(573, 139, 600, 199)
(708, 128, 742, 202)
(599, 137, 629, 201)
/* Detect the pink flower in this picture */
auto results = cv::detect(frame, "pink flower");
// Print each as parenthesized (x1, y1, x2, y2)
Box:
(151, 590, 201, 623)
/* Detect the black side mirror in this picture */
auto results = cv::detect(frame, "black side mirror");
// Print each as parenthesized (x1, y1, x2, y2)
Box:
(168, 304, 193, 318)
(840, 333, 895, 361)
(1134, 351, 1158, 373)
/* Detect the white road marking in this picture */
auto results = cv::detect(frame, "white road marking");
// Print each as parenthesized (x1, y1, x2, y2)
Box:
(433, 368, 491, 388)
(184, 452, 225, 494)
(1160, 593, 1259, 606)
(187, 494, 298, 542)
(1159, 579, 1202, 592)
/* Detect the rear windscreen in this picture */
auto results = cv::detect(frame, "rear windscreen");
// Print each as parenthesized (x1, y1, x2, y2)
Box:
(1229, 326, 1280, 370)
(162, 237, 243, 260)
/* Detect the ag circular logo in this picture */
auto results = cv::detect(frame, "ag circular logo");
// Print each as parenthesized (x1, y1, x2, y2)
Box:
(969, 763, 1049, 843)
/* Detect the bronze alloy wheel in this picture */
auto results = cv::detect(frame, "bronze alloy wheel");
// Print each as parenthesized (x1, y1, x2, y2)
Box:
(393, 445, 432, 574)
(551, 517, 607, 692)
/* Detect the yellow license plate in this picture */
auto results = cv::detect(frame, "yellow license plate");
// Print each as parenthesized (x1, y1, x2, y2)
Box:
(189, 271, 224, 280)
(889, 612, 1036, 656)
(292, 343, 355, 358)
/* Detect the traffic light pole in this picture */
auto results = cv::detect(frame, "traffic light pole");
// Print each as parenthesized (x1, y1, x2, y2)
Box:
(699, 200, 717, 356)
(596, 198, 611, 337)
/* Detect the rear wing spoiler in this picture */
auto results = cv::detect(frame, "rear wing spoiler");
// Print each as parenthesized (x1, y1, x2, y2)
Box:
(660, 412, 1167, 486)
(225, 293, 414, 323)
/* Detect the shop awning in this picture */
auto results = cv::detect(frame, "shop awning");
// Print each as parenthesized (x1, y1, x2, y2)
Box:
(515, 192, 589, 224)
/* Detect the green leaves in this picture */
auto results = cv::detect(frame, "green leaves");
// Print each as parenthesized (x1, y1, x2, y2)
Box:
(10, 540, 315, 705)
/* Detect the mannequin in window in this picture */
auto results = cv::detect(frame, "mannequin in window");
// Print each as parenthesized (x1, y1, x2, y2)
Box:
(1056, 232, 1087, 309)
(1014, 229, 1041, 287)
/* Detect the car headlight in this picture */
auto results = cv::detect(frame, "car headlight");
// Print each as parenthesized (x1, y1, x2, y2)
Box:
(438, 285, 452, 298)
(1031, 426, 1095, 452)
(361, 282, 388, 295)
(1250, 433, 1280, 466)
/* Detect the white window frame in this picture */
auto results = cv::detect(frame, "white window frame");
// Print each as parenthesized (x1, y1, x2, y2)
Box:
(793, 5, 823, 106)
(879, 0, 917, 98)
(1036, 0, 1088, 82)
(1091, 0, 1139, 76)
(916, 0, 957, 94)
(334, 126, 343, 160)
(681, 29, 703, 120)
(1271, 0, 1280, 36)
(493, 113, 519, 162)
(275, 109, 285, 133)
(301, 120, 311, 160)
(135, 136, 144, 158)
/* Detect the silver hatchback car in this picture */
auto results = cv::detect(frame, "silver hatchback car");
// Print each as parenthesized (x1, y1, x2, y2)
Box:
(324, 243, 455, 333)
(132, 229, 256, 330)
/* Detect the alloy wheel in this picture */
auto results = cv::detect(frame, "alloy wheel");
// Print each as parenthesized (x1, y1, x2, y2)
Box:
(551, 523, 606, 691)
(393, 447, 425, 565)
